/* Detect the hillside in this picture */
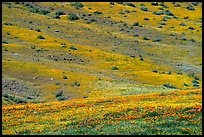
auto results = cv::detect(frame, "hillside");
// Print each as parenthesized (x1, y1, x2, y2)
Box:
(2, 2, 202, 135)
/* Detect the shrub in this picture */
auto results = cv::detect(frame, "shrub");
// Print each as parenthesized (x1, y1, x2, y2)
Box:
(3, 22, 13, 26)
(56, 96, 66, 101)
(14, 97, 27, 104)
(111, 66, 119, 70)
(93, 11, 102, 15)
(162, 83, 176, 89)
(188, 26, 194, 30)
(29, 7, 50, 15)
(71, 81, 80, 86)
(184, 16, 189, 19)
(118, 11, 125, 15)
(37, 35, 45, 39)
(125, 3, 136, 7)
(152, 11, 163, 15)
(167, 71, 172, 74)
(110, 2, 114, 5)
(180, 23, 186, 26)
(68, 13, 79, 20)
(174, 4, 181, 7)
(55, 10, 65, 15)
(132, 22, 139, 26)
(70, 45, 77, 50)
(191, 79, 199, 84)
(151, 2, 159, 6)
(70, 2, 84, 9)
(163, 16, 171, 20)
(194, 76, 199, 80)
(144, 17, 149, 20)
(55, 91, 63, 97)
(189, 39, 196, 42)
(183, 82, 189, 86)
(152, 69, 158, 73)
(39, 9, 50, 15)
(186, 5, 195, 10)
(152, 37, 161, 42)
(140, 6, 148, 11)
(164, 10, 174, 16)
(2, 93, 9, 98)
(143, 36, 150, 40)
(52, 15, 60, 19)
(158, 21, 166, 25)
(63, 76, 68, 79)
(124, 9, 130, 13)
(139, 57, 144, 61)
(140, 3, 145, 6)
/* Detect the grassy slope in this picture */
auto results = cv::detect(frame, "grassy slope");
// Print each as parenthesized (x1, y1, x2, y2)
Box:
(2, 88, 202, 135)
(2, 2, 202, 135)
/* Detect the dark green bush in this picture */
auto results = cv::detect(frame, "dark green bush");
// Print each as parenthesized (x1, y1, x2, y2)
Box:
(71, 81, 80, 86)
(52, 15, 60, 19)
(143, 36, 150, 40)
(151, 2, 159, 6)
(125, 3, 136, 7)
(152, 37, 161, 42)
(29, 7, 50, 15)
(174, 4, 181, 7)
(14, 97, 27, 104)
(188, 26, 194, 30)
(167, 71, 172, 74)
(70, 45, 77, 50)
(140, 6, 148, 11)
(140, 3, 145, 6)
(55, 10, 65, 15)
(110, 2, 114, 5)
(183, 82, 189, 86)
(3, 22, 13, 26)
(162, 83, 176, 89)
(55, 91, 63, 97)
(93, 11, 102, 15)
(180, 23, 186, 26)
(191, 79, 199, 84)
(187, 73, 195, 77)
(56, 96, 66, 101)
(163, 16, 171, 20)
(186, 5, 195, 10)
(68, 13, 79, 20)
(164, 10, 174, 16)
(111, 66, 119, 70)
(37, 35, 45, 39)
(132, 22, 139, 26)
(144, 17, 149, 20)
(124, 9, 130, 13)
(194, 76, 199, 80)
(158, 21, 166, 25)
(118, 11, 125, 15)
(152, 11, 163, 15)
(152, 69, 158, 73)
(70, 2, 84, 9)
(2, 93, 9, 98)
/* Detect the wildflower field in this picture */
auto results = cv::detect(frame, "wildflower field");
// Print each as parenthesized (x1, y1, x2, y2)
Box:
(2, 87, 202, 135)
(2, 2, 202, 135)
